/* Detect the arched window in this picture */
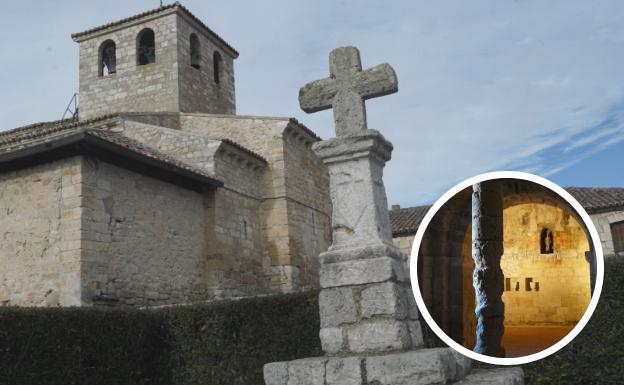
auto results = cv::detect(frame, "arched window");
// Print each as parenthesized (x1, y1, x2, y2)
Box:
(213, 51, 222, 84)
(190, 33, 200, 69)
(137, 28, 156, 65)
(540, 228, 554, 254)
(99, 40, 116, 76)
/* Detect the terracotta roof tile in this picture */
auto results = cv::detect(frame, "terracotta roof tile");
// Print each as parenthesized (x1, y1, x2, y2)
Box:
(220, 138, 267, 164)
(389, 187, 624, 236)
(566, 187, 624, 213)
(86, 130, 218, 181)
(288, 118, 323, 141)
(0, 115, 117, 149)
(71, 2, 239, 58)
(389, 205, 430, 237)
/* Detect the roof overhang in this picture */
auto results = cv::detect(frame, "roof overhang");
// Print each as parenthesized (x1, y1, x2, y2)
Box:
(0, 132, 223, 193)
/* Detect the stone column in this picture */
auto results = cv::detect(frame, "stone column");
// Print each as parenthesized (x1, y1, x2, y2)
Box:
(312, 129, 423, 355)
(472, 181, 505, 357)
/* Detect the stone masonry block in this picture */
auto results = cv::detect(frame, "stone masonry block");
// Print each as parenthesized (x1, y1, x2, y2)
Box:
(404, 284, 421, 320)
(264, 361, 289, 385)
(407, 320, 424, 348)
(454, 368, 524, 385)
(450, 349, 473, 381)
(320, 327, 346, 355)
(319, 287, 358, 327)
(365, 348, 456, 385)
(320, 256, 407, 288)
(287, 358, 327, 385)
(325, 357, 362, 385)
(346, 318, 411, 353)
(360, 281, 408, 319)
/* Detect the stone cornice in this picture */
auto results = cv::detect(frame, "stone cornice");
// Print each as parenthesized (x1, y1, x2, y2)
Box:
(312, 129, 393, 165)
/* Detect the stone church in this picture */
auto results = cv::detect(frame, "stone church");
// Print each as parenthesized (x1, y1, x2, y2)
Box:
(0, 2, 332, 307)
(1, 1, 622, 319)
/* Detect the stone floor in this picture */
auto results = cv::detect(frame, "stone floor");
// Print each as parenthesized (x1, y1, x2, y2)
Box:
(502, 325, 575, 357)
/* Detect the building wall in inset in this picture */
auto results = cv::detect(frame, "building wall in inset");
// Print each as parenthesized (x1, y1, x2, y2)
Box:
(500, 203, 591, 325)
(589, 210, 624, 258)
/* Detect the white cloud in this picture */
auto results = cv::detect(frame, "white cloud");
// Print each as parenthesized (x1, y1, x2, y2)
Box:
(1, 0, 624, 206)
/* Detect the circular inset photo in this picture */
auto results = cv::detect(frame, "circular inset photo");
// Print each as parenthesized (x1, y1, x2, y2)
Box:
(409, 171, 604, 365)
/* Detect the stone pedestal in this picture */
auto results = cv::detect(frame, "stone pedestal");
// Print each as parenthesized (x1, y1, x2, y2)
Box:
(312, 130, 395, 252)
(311, 130, 423, 354)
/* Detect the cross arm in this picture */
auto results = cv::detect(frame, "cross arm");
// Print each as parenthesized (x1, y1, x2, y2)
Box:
(353, 63, 398, 100)
(299, 78, 339, 113)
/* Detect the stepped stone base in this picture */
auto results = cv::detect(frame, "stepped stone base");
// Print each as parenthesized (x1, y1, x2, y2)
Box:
(455, 368, 524, 385)
(264, 348, 524, 385)
(265, 348, 468, 385)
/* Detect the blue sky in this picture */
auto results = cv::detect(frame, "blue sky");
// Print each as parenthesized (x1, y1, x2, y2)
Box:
(1, 1, 624, 206)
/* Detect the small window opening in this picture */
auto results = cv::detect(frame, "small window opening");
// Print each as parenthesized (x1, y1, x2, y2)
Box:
(137, 28, 156, 65)
(525, 277, 533, 291)
(611, 220, 624, 254)
(99, 40, 116, 76)
(213, 51, 222, 84)
(540, 228, 554, 254)
(190, 33, 201, 69)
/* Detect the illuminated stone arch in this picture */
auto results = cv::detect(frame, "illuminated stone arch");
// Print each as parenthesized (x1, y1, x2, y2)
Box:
(418, 179, 595, 354)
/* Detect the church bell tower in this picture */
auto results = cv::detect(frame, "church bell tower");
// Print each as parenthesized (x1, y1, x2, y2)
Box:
(71, 2, 238, 120)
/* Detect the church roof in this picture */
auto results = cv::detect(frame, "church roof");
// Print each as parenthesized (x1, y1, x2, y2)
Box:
(389, 187, 624, 237)
(71, 2, 239, 58)
(0, 128, 223, 192)
(0, 115, 108, 148)
(389, 205, 430, 237)
(0, 113, 271, 168)
(565, 187, 624, 214)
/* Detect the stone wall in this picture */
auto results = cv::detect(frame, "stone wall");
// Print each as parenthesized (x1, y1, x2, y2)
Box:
(0, 157, 84, 307)
(393, 235, 413, 262)
(176, 14, 236, 115)
(282, 132, 331, 290)
(178, 114, 332, 292)
(78, 146, 269, 305)
(589, 210, 624, 258)
(499, 203, 591, 325)
(80, 158, 212, 305)
(77, 11, 180, 120)
(76, 9, 236, 120)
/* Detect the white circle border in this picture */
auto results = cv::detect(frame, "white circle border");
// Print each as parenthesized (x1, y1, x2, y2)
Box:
(409, 171, 605, 366)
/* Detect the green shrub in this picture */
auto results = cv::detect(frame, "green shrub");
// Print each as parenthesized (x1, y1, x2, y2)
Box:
(421, 258, 624, 385)
(0, 291, 321, 385)
(521, 258, 624, 385)
(1, 258, 622, 385)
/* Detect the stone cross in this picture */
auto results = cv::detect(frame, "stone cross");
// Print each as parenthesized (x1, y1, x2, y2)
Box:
(299, 46, 398, 137)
